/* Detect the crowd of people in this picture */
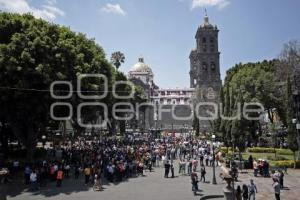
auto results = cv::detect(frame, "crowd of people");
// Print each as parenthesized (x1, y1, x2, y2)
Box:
(4, 135, 222, 194)
(22, 136, 164, 191)
(1, 135, 290, 200)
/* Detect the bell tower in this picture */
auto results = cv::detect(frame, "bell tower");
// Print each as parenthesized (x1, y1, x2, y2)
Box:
(189, 12, 222, 132)
(189, 12, 221, 89)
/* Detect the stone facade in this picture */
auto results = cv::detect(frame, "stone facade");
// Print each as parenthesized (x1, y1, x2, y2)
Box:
(128, 59, 195, 133)
(189, 14, 222, 133)
(127, 14, 223, 134)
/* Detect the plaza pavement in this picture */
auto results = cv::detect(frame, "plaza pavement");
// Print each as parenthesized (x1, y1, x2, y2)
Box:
(4, 163, 300, 200)
(4, 163, 225, 200)
(237, 168, 300, 200)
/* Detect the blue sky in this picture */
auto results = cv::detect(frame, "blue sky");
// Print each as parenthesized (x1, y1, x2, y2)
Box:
(1, 0, 300, 88)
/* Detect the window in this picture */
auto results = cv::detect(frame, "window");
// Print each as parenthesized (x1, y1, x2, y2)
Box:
(203, 45, 207, 52)
(211, 62, 216, 70)
(203, 62, 207, 70)
(210, 44, 215, 52)
(202, 37, 206, 43)
(194, 79, 197, 85)
(210, 37, 214, 43)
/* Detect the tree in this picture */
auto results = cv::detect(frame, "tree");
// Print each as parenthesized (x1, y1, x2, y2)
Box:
(278, 40, 300, 81)
(278, 40, 300, 161)
(192, 112, 200, 137)
(220, 60, 283, 147)
(286, 77, 299, 164)
(111, 51, 125, 70)
(0, 13, 113, 159)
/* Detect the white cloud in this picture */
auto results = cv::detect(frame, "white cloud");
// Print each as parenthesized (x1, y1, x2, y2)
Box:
(0, 0, 65, 20)
(101, 3, 126, 16)
(46, 0, 57, 6)
(192, 0, 230, 10)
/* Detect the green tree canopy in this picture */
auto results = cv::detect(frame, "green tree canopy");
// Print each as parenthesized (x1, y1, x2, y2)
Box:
(0, 13, 113, 158)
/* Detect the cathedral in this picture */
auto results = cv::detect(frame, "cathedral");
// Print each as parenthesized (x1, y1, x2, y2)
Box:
(189, 13, 222, 132)
(127, 13, 222, 134)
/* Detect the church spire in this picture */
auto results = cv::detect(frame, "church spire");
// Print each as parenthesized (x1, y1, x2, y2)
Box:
(204, 8, 209, 25)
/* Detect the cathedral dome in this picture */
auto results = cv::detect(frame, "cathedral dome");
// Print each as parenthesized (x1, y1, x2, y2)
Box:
(130, 57, 153, 74)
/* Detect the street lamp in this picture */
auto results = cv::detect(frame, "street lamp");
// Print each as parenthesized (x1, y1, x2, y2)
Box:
(292, 71, 300, 160)
(211, 134, 217, 184)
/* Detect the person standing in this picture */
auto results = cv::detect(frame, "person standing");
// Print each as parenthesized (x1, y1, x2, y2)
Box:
(253, 160, 258, 177)
(273, 178, 281, 200)
(56, 168, 63, 187)
(24, 166, 31, 185)
(278, 170, 284, 189)
(188, 159, 192, 175)
(248, 155, 253, 169)
(30, 169, 38, 191)
(205, 154, 209, 166)
(84, 166, 91, 185)
(248, 179, 258, 200)
(191, 170, 199, 195)
(242, 184, 248, 200)
(199, 153, 204, 166)
(236, 185, 242, 200)
(74, 164, 80, 179)
(164, 160, 170, 178)
(200, 165, 206, 182)
(170, 163, 174, 178)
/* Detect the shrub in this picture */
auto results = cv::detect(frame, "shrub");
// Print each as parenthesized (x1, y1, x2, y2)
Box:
(276, 149, 294, 155)
(272, 160, 300, 169)
(247, 147, 295, 155)
(247, 147, 275, 153)
(266, 155, 288, 161)
(218, 147, 232, 155)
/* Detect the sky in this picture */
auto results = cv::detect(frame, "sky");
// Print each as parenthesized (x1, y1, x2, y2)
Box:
(0, 0, 300, 88)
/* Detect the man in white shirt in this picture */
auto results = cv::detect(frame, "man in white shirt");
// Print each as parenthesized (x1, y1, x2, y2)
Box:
(30, 170, 38, 191)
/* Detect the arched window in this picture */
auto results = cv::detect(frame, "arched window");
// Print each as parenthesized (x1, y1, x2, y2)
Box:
(211, 62, 216, 70)
(203, 62, 207, 70)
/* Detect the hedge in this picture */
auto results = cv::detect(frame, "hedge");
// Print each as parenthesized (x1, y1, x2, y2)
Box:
(276, 149, 294, 155)
(247, 147, 275, 153)
(266, 155, 288, 161)
(272, 160, 300, 169)
(247, 147, 295, 155)
(218, 147, 233, 155)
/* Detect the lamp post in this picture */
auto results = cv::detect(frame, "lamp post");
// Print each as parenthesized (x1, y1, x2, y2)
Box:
(293, 94, 300, 159)
(211, 134, 217, 184)
(231, 138, 236, 198)
(293, 71, 300, 160)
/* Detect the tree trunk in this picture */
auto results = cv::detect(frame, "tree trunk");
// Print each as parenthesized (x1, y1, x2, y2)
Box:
(297, 130, 300, 161)
(119, 120, 126, 135)
(26, 145, 35, 161)
(294, 151, 296, 169)
(10, 120, 38, 161)
(0, 125, 9, 160)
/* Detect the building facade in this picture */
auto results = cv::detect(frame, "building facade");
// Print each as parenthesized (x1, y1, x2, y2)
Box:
(189, 14, 222, 132)
(128, 58, 194, 133)
(127, 14, 222, 134)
